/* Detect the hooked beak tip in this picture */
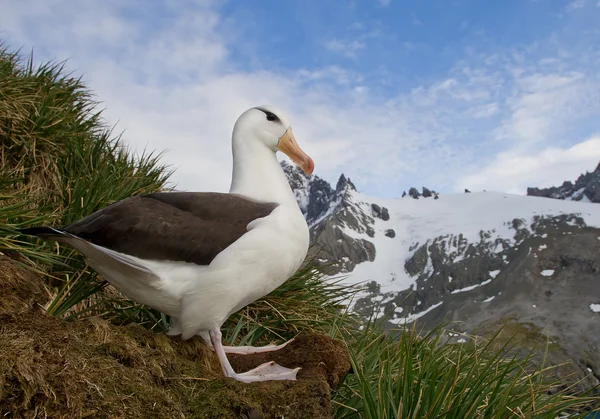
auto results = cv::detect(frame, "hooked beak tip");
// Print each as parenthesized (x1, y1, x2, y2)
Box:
(278, 128, 315, 176)
(303, 158, 315, 176)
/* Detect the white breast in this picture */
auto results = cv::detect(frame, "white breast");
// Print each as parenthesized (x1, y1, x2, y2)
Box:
(133, 204, 310, 338)
(210, 205, 310, 313)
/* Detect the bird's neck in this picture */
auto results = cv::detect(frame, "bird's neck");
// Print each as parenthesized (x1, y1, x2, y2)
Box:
(229, 137, 298, 207)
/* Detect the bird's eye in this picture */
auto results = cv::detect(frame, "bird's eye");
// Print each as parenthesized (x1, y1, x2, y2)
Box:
(265, 112, 278, 122)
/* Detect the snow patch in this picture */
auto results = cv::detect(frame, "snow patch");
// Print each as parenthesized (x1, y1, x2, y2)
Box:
(538, 244, 547, 250)
(451, 279, 492, 294)
(483, 296, 495, 303)
(457, 338, 466, 343)
(590, 303, 600, 313)
(541, 269, 555, 277)
(398, 302, 443, 325)
(493, 242, 504, 253)
(489, 270, 500, 279)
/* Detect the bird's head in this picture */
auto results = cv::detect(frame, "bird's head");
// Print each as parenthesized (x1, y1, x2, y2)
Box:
(233, 105, 314, 175)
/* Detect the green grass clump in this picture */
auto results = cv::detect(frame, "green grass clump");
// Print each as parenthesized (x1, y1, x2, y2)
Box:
(1, 43, 599, 418)
(333, 320, 597, 418)
(0, 44, 172, 317)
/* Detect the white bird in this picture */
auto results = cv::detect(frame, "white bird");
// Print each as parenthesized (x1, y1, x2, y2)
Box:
(21, 105, 314, 383)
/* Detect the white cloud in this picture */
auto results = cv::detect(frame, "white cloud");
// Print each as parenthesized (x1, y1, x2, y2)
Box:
(459, 137, 600, 194)
(470, 103, 499, 118)
(322, 28, 380, 59)
(0, 0, 598, 198)
(567, 0, 586, 10)
(377, 0, 392, 7)
(495, 72, 590, 146)
(323, 38, 366, 58)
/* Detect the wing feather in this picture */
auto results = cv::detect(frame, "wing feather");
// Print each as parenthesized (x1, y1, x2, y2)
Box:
(62, 192, 278, 265)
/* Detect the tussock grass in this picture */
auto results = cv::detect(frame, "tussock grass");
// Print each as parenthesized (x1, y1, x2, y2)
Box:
(333, 319, 598, 418)
(1, 43, 599, 418)
(0, 43, 171, 317)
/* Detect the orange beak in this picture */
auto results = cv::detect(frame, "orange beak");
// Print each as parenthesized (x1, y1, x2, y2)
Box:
(277, 128, 314, 175)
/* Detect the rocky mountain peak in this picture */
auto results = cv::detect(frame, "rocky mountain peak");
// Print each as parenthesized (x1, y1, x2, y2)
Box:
(336, 174, 357, 193)
(527, 161, 600, 203)
(280, 161, 337, 226)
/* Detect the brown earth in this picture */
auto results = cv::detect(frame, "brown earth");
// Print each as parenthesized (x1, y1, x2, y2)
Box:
(0, 256, 351, 418)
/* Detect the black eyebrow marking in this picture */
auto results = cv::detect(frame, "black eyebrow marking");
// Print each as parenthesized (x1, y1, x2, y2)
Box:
(254, 107, 281, 123)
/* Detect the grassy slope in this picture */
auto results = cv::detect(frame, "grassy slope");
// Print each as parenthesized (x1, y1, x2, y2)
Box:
(1, 44, 599, 418)
(0, 256, 344, 419)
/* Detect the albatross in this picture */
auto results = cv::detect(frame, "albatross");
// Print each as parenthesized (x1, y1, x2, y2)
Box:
(21, 105, 314, 383)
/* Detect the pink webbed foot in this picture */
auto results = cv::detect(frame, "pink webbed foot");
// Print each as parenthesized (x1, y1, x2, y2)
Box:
(222, 338, 294, 355)
(209, 329, 300, 383)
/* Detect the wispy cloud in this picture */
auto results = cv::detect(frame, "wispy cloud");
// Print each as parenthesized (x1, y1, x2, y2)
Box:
(323, 38, 366, 58)
(567, 0, 586, 10)
(0, 0, 598, 198)
(495, 72, 589, 146)
(377, 0, 392, 7)
(459, 137, 600, 193)
(322, 28, 381, 59)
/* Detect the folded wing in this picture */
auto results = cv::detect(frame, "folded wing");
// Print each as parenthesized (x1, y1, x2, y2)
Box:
(43, 192, 279, 266)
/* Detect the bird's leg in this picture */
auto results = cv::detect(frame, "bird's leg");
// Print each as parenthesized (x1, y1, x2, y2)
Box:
(209, 328, 300, 383)
(222, 338, 294, 355)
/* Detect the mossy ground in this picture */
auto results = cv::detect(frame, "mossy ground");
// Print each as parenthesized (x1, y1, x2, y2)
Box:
(0, 256, 347, 418)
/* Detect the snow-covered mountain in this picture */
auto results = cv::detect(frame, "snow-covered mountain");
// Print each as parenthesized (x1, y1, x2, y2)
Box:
(283, 160, 600, 392)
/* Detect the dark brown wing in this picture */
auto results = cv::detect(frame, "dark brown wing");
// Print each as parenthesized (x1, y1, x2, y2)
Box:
(63, 192, 278, 265)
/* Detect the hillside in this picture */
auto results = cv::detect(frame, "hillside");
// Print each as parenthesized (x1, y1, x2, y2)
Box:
(285, 162, 600, 393)
(0, 255, 349, 418)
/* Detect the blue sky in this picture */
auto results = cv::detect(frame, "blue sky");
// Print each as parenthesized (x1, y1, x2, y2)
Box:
(2, 0, 600, 198)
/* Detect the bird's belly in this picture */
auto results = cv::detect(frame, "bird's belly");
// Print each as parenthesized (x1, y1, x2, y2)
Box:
(175, 211, 310, 333)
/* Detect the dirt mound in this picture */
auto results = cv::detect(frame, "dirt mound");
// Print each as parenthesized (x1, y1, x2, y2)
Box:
(0, 256, 351, 418)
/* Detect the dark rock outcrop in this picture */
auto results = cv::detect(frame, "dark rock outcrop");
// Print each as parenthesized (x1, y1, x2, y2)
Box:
(371, 204, 382, 218)
(403, 186, 439, 200)
(371, 204, 390, 221)
(281, 161, 336, 226)
(283, 163, 380, 274)
(336, 174, 356, 193)
(381, 207, 390, 221)
(527, 161, 600, 203)
(352, 215, 600, 394)
(384, 229, 396, 238)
